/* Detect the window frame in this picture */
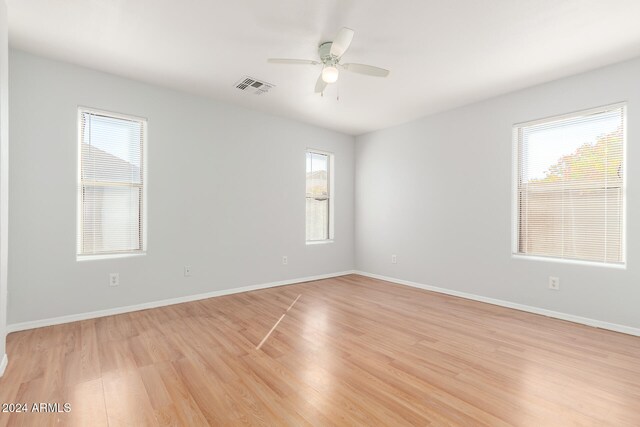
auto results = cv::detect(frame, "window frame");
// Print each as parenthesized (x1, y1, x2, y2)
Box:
(76, 107, 148, 260)
(511, 102, 627, 267)
(305, 149, 335, 244)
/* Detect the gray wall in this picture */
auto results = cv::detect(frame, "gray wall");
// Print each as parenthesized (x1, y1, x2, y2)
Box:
(0, 0, 7, 359)
(9, 48, 640, 332)
(355, 57, 640, 329)
(8, 50, 355, 324)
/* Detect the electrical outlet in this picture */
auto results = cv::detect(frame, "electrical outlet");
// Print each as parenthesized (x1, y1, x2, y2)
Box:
(109, 273, 119, 287)
(282, 256, 288, 265)
(184, 266, 192, 277)
(548, 276, 560, 290)
(391, 254, 397, 264)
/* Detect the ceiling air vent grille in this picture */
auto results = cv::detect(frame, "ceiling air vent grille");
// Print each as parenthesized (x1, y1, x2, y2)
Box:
(234, 76, 275, 95)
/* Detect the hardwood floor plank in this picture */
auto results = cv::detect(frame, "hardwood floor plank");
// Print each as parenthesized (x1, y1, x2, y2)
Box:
(102, 369, 158, 427)
(63, 378, 108, 427)
(152, 362, 209, 426)
(171, 357, 232, 425)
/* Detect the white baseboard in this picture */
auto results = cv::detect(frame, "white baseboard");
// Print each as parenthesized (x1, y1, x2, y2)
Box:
(354, 271, 640, 337)
(7, 270, 356, 333)
(0, 353, 7, 377)
(9, 269, 638, 338)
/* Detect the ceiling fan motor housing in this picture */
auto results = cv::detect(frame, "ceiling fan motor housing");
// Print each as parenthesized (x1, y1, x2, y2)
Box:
(318, 42, 336, 64)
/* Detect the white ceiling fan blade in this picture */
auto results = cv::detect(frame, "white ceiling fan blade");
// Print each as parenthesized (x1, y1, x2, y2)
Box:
(268, 58, 320, 65)
(315, 72, 327, 93)
(340, 63, 390, 77)
(330, 27, 355, 58)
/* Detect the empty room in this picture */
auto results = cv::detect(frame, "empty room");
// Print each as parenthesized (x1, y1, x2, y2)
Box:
(1, 0, 640, 425)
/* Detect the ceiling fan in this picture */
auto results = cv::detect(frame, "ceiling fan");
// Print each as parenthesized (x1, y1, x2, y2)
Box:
(268, 27, 390, 94)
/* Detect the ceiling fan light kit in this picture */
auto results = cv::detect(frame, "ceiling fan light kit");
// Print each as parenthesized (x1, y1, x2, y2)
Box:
(321, 65, 339, 83)
(268, 27, 390, 93)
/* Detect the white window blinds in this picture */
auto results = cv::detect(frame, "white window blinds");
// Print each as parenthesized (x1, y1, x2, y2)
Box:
(515, 104, 625, 265)
(78, 109, 146, 256)
(306, 151, 332, 241)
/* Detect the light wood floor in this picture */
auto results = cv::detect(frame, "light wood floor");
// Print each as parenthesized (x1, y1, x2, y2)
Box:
(1, 274, 640, 426)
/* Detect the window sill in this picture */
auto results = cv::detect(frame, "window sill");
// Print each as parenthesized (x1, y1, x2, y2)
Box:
(306, 239, 334, 246)
(511, 254, 626, 270)
(77, 252, 146, 262)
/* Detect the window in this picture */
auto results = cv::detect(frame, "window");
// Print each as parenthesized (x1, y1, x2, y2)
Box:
(514, 104, 625, 265)
(78, 108, 146, 257)
(306, 150, 333, 242)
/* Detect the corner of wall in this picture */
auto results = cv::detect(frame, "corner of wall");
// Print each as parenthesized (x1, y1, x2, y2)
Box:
(0, 0, 9, 365)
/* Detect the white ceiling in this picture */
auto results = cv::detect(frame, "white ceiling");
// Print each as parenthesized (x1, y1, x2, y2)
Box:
(8, 0, 640, 135)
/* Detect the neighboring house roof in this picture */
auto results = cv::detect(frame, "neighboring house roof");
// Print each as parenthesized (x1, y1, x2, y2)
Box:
(81, 143, 141, 183)
(306, 170, 327, 180)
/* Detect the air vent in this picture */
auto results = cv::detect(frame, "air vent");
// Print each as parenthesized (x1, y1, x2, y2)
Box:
(234, 76, 275, 95)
